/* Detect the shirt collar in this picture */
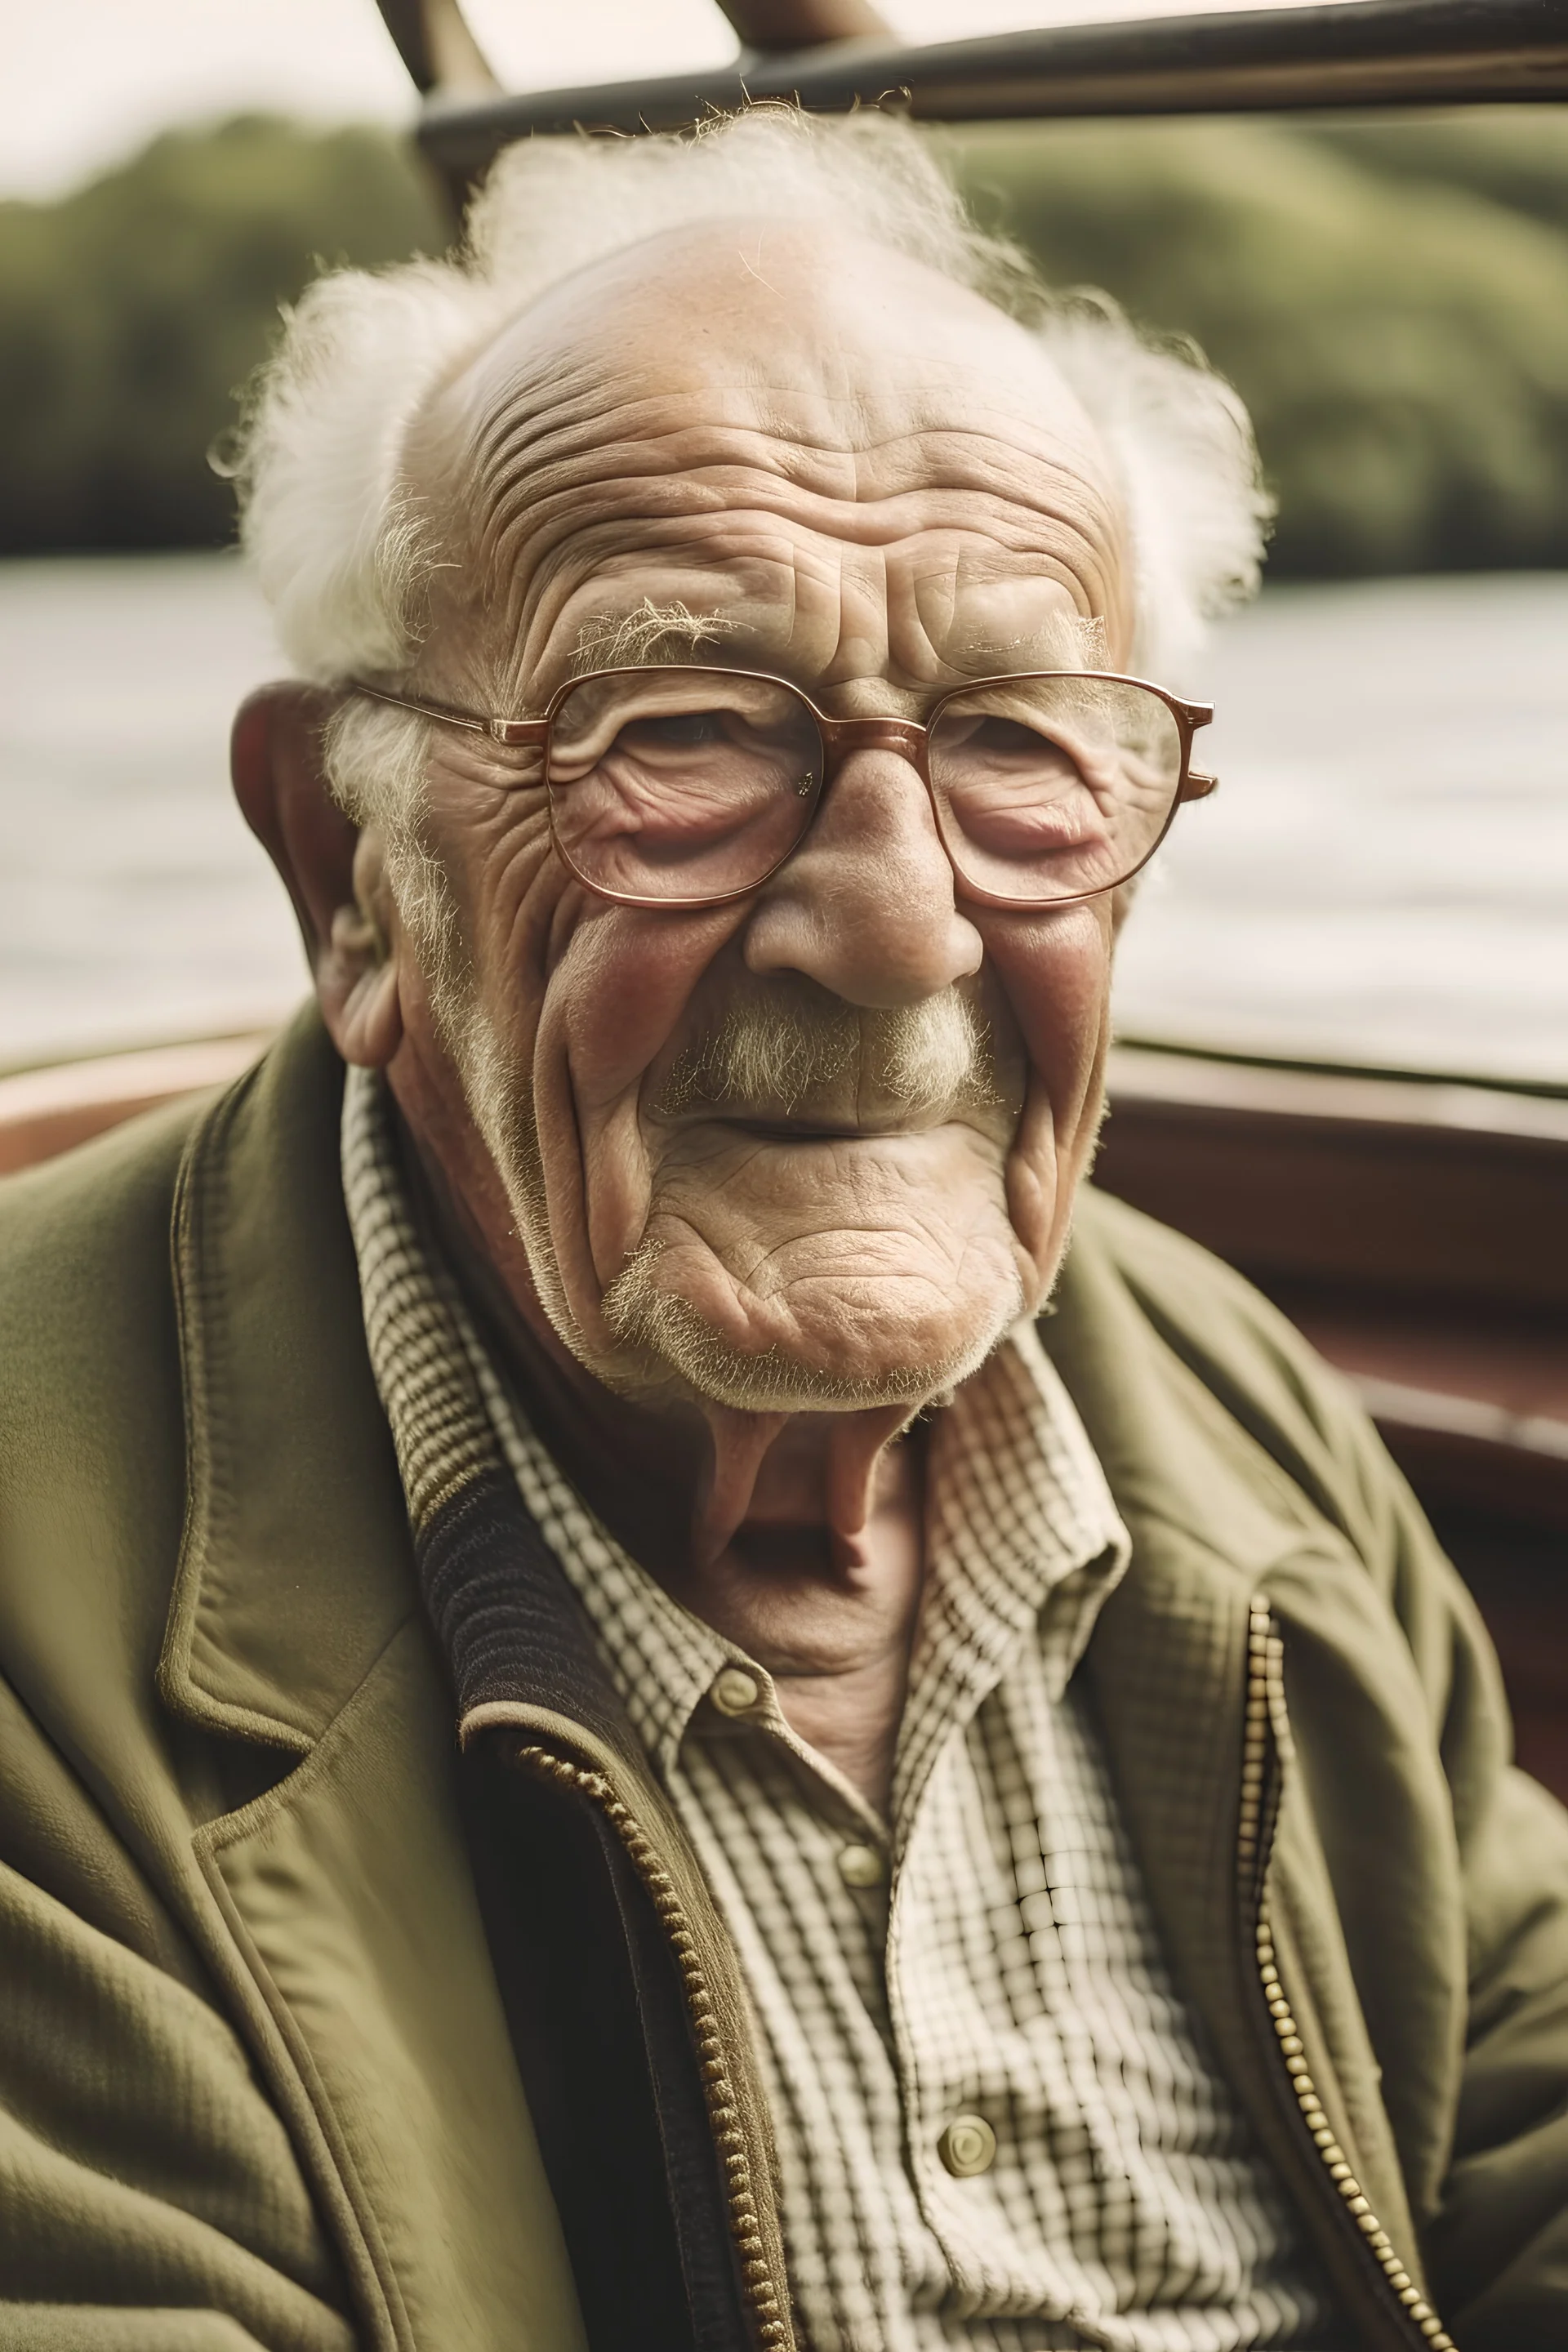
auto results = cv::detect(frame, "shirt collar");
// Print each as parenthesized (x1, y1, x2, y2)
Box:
(922, 1313, 1129, 1699)
(888, 1316, 1129, 1829)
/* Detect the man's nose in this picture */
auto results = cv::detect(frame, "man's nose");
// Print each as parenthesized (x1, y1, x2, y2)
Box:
(742, 750, 984, 1007)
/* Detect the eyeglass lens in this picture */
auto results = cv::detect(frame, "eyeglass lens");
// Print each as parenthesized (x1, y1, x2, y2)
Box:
(545, 667, 1183, 904)
(928, 677, 1183, 902)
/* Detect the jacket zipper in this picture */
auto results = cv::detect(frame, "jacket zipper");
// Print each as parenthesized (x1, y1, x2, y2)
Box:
(505, 1739, 793, 2352)
(1241, 1601, 1454, 2352)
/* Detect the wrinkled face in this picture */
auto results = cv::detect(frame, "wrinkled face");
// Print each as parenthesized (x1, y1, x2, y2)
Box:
(394, 223, 1131, 1412)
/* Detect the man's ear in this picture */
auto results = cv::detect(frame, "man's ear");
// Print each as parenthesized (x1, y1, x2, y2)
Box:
(231, 681, 403, 1068)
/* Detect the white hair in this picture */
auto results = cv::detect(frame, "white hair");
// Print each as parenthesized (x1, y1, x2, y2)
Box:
(238, 105, 1269, 823)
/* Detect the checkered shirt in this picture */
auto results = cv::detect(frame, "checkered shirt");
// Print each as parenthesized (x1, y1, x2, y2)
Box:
(342, 1068, 1340, 2352)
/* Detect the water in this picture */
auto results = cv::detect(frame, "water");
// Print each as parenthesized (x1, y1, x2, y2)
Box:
(1114, 572, 1568, 1085)
(2, 553, 1566, 1085)
(0, 554, 296, 1067)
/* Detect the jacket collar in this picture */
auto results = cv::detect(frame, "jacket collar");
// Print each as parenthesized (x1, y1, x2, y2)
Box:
(159, 1005, 418, 1753)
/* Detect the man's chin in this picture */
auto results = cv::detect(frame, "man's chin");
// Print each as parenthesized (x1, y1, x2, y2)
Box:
(597, 1239, 1024, 1415)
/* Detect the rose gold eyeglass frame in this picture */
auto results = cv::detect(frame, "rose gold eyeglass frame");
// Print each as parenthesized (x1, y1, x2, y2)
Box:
(348, 665, 1217, 911)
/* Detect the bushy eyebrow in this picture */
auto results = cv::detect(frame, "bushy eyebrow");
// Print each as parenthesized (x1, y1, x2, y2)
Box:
(570, 598, 739, 676)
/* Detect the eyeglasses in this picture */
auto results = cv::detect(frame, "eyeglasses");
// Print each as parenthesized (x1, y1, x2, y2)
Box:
(349, 663, 1216, 911)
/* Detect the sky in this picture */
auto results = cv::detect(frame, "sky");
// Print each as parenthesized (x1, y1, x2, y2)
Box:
(1, 0, 1360, 200)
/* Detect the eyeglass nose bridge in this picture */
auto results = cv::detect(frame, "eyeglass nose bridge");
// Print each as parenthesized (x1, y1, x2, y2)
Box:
(816, 713, 930, 774)
(804, 711, 964, 892)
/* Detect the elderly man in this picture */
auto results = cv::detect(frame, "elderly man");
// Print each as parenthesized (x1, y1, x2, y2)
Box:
(1, 108, 1564, 2352)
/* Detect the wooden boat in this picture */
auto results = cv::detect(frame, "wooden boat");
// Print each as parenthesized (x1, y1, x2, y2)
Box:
(6, 0, 1565, 1789)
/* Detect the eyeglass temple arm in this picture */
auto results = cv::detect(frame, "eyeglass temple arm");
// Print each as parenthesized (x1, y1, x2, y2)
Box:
(349, 679, 548, 747)
(1176, 700, 1218, 800)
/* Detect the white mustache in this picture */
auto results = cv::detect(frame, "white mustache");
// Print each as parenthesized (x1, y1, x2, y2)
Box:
(655, 979, 998, 1125)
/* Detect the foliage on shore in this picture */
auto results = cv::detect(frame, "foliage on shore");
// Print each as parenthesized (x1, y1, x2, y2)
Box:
(0, 118, 444, 554)
(2, 107, 1566, 576)
(941, 112, 1568, 578)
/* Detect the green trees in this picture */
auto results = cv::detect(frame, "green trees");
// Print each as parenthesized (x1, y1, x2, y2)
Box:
(2, 107, 1565, 575)
(0, 116, 444, 552)
(940, 111, 1568, 577)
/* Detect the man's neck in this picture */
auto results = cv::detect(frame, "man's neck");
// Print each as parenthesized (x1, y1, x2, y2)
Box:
(402, 1111, 926, 1813)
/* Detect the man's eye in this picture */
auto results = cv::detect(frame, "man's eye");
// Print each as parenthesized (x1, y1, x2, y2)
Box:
(968, 710, 1081, 757)
(971, 717, 1045, 755)
(626, 710, 726, 749)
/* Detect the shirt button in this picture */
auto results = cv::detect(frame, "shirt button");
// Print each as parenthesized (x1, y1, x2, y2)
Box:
(710, 1665, 763, 1717)
(836, 1842, 885, 1890)
(937, 2114, 997, 2178)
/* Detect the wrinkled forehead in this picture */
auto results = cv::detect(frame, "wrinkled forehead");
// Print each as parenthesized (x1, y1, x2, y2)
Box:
(415, 220, 1129, 674)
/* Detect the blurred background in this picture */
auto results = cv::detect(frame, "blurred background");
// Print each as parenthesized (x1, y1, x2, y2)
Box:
(2, 0, 1566, 1080)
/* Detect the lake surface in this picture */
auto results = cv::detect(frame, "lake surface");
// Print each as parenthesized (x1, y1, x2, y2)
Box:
(2, 553, 1566, 1085)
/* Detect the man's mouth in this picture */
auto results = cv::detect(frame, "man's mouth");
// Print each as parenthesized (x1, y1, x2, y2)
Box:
(695, 1111, 956, 1143)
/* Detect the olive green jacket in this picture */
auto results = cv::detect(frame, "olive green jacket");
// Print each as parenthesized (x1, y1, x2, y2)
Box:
(1, 1009, 1566, 2352)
